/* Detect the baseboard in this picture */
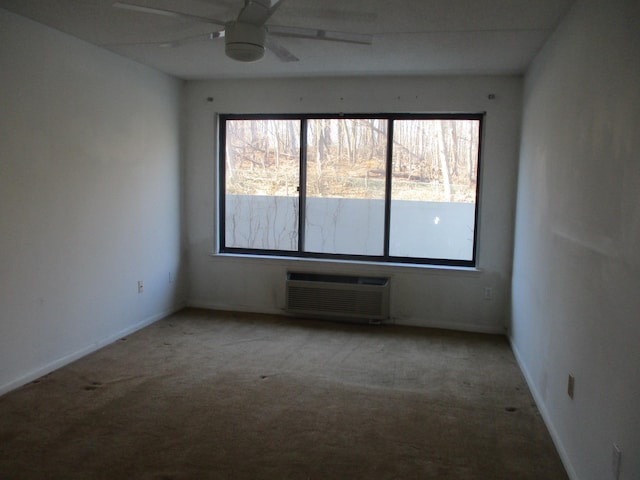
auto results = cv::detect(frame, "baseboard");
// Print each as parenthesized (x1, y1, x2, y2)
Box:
(188, 300, 504, 334)
(394, 316, 505, 334)
(509, 337, 578, 480)
(0, 302, 186, 397)
(187, 300, 285, 317)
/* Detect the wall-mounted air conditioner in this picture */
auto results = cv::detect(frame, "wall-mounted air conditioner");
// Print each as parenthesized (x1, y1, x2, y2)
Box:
(286, 272, 390, 324)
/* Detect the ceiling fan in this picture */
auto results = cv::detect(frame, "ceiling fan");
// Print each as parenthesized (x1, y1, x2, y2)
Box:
(112, 0, 373, 63)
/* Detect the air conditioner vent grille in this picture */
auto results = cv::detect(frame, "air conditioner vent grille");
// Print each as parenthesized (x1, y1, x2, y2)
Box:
(286, 273, 390, 323)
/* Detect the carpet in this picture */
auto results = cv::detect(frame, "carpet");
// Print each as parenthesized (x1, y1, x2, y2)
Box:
(0, 308, 568, 479)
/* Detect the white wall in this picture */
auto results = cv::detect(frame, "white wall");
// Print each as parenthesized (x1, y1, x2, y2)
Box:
(0, 9, 186, 394)
(184, 76, 522, 332)
(511, 1, 640, 479)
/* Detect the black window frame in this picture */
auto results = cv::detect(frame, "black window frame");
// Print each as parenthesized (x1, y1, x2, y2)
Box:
(219, 112, 484, 268)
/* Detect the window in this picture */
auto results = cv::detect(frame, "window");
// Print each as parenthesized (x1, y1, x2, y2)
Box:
(219, 113, 482, 267)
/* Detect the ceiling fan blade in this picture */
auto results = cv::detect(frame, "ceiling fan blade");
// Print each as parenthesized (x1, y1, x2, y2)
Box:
(266, 25, 372, 45)
(277, 6, 376, 24)
(265, 36, 299, 62)
(267, 0, 287, 18)
(164, 31, 225, 48)
(237, 0, 287, 26)
(112, 2, 226, 27)
(237, 0, 271, 25)
(103, 31, 224, 49)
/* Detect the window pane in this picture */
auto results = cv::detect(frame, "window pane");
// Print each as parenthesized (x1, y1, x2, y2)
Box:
(389, 119, 480, 260)
(305, 119, 387, 255)
(224, 119, 300, 251)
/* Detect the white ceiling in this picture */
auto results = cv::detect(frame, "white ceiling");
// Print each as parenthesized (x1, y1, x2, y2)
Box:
(0, 0, 575, 80)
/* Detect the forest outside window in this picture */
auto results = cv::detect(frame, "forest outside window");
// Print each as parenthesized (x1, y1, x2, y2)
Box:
(219, 113, 483, 267)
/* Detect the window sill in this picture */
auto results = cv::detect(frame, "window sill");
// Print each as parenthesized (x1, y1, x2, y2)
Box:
(208, 252, 483, 276)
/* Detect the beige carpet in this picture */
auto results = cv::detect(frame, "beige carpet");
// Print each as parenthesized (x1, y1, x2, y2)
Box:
(0, 308, 568, 479)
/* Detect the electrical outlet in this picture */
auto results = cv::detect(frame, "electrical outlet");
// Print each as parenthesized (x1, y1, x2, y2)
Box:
(168, 271, 173, 284)
(567, 374, 575, 399)
(483, 287, 493, 300)
(137, 280, 144, 294)
(612, 444, 621, 480)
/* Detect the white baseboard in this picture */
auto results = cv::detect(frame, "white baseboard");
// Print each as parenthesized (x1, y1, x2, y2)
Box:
(509, 337, 578, 480)
(0, 303, 185, 397)
(395, 316, 505, 334)
(187, 300, 285, 317)
(188, 300, 505, 334)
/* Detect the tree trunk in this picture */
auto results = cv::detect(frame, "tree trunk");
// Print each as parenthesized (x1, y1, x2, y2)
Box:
(438, 122, 451, 201)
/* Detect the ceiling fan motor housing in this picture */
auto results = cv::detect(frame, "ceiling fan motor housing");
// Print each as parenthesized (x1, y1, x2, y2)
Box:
(225, 21, 266, 62)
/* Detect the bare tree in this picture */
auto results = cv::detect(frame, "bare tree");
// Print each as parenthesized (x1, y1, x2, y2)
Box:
(437, 122, 452, 201)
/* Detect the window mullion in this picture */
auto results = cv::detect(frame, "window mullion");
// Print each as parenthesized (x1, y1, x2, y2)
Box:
(218, 116, 227, 252)
(383, 118, 394, 257)
(298, 118, 307, 253)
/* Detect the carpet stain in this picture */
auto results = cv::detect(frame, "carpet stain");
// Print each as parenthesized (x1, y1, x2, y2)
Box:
(83, 381, 103, 391)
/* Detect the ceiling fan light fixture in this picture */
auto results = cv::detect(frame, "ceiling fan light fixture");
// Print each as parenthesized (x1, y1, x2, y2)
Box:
(226, 42, 265, 62)
(224, 21, 266, 62)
